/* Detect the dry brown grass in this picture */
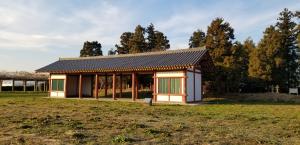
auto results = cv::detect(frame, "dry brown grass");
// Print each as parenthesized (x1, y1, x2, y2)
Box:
(0, 92, 300, 144)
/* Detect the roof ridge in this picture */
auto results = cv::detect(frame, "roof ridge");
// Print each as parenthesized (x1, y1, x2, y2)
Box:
(59, 47, 206, 61)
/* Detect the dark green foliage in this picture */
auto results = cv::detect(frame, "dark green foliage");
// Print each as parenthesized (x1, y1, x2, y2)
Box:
(129, 25, 146, 53)
(189, 30, 206, 48)
(108, 48, 116, 55)
(205, 17, 237, 92)
(80, 41, 103, 57)
(276, 8, 298, 89)
(115, 23, 170, 54)
(115, 32, 133, 54)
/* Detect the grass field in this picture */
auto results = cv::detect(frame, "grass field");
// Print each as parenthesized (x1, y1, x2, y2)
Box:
(0, 92, 300, 144)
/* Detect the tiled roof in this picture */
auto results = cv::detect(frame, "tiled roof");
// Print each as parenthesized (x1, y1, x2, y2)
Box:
(36, 47, 212, 73)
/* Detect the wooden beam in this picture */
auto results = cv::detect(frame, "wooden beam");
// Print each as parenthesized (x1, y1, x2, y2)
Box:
(119, 74, 122, 98)
(112, 73, 116, 100)
(95, 74, 99, 99)
(153, 72, 156, 102)
(79, 74, 82, 99)
(105, 74, 108, 97)
(132, 72, 136, 101)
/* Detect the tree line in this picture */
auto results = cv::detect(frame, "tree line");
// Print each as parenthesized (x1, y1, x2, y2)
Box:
(79, 8, 300, 93)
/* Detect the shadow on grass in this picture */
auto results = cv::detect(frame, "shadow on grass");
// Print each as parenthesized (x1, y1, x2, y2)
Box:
(203, 97, 300, 105)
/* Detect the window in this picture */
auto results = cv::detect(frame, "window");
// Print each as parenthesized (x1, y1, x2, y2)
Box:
(52, 79, 64, 91)
(158, 78, 181, 94)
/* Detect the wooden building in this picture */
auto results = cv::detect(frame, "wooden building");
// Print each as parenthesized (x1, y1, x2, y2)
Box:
(36, 48, 214, 103)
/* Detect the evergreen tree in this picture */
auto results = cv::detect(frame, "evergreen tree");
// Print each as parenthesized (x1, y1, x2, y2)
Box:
(80, 41, 103, 57)
(153, 31, 170, 51)
(189, 30, 206, 48)
(205, 17, 235, 92)
(108, 48, 116, 55)
(276, 8, 298, 88)
(248, 26, 280, 84)
(146, 23, 170, 52)
(115, 32, 133, 54)
(129, 25, 146, 53)
(146, 23, 156, 52)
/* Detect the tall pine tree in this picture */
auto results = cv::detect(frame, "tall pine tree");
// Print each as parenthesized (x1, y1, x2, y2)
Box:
(189, 30, 206, 48)
(129, 25, 146, 53)
(115, 32, 133, 54)
(80, 41, 103, 57)
(276, 8, 298, 88)
(205, 17, 235, 92)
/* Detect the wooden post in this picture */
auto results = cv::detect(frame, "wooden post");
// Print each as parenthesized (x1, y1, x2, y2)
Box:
(153, 72, 156, 102)
(112, 73, 116, 100)
(23, 80, 26, 92)
(193, 67, 196, 102)
(64, 75, 68, 98)
(0, 80, 2, 92)
(135, 74, 138, 99)
(183, 70, 187, 103)
(105, 74, 108, 97)
(95, 74, 99, 99)
(44, 81, 47, 92)
(12, 80, 14, 92)
(79, 74, 82, 99)
(48, 77, 51, 97)
(132, 72, 136, 101)
(119, 74, 122, 98)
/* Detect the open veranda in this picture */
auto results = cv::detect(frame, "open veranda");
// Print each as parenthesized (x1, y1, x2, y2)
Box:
(0, 92, 300, 144)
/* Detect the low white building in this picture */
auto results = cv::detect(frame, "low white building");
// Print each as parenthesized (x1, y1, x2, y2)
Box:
(36, 48, 214, 103)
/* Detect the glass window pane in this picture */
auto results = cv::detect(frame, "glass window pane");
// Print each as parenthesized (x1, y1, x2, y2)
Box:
(158, 78, 168, 94)
(170, 78, 180, 94)
(57, 80, 64, 91)
(52, 79, 57, 91)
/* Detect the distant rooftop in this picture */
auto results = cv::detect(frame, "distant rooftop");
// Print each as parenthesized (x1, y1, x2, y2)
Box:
(0, 71, 48, 80)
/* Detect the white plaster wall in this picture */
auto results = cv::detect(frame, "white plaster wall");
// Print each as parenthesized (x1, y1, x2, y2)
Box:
(157, 95, 169, 101)
(156, 71, 184, 77)
(82, 76, 92, 97)
(170, 96, 183, 102)
(187, 72, 194, 102)
(195, 73, 202, 101)
(50, 92, 65, 98)
(51, 74, 66, 79)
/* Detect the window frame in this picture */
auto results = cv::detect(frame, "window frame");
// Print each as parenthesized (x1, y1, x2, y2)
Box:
(157, 77, 182, 95)
(51, 79, 65, 92)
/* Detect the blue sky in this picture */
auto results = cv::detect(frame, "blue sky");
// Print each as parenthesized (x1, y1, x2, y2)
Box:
(0, 0, 299, 71)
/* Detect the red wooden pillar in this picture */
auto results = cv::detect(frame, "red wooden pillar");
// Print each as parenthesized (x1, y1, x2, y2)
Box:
(119, 74, 122, 98)
(95, 74, 99, 99)
(79, 74, 82, 99)
(153, 71, 156, 102)
(112, 73, 116, 100)
(105, 74, 108, 97)
(135, 74, 138, 100)
(132, 72, 136, 101)
(193, 67, 196, 102)
(183, 70, 187, 103)
(64, 75, 68, 98)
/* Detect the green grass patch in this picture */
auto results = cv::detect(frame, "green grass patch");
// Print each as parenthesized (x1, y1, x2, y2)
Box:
(0, 92, 300, 144)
